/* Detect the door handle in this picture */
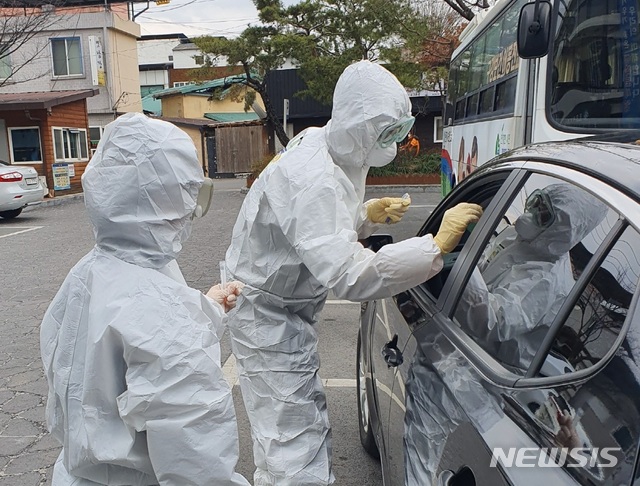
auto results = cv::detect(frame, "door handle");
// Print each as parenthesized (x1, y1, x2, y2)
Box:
(382, 334, 403, 367)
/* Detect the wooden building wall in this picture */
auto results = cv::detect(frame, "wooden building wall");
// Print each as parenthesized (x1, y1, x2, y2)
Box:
(215, 124, 269, 174)
(46, 100, 91, 195)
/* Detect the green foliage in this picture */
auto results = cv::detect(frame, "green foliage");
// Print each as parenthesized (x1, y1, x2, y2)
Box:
(368, 151, 441, 177)
(251, 150, 440, 179)
(193, 0, 461, 144)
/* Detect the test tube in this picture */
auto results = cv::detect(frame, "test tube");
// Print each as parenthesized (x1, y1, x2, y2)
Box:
(385, 193, 411, 224)
(219, 260, 227, 288)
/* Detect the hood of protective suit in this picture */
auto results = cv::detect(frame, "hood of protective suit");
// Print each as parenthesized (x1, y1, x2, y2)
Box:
(326, 60, 412, 170)
(82, 113, 203, 269)
(516, 183, 608, 258)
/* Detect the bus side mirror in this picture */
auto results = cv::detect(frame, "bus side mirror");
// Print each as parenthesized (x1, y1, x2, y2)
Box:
(517, 0, 552, 59)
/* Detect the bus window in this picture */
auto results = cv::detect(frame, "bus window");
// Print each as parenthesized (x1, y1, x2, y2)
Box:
(455, 99, 466, 120)
(479, 86, 496, 114)
(469, 36, 487, 94)
(466, 92, 480, 118)
(495, 76, 517, 112)
(550, 0, 640, 129)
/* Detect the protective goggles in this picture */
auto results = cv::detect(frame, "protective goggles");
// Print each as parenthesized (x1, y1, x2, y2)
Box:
(525, 189, 555, 228)
(377, 116, 416, 148)
(192, 177, 214, 219)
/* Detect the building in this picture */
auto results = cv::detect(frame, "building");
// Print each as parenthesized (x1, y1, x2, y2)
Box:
(0, 4, 142, 152)
(138, 33, 244, 115)
(265, 68, 444, 154)
(138, 33, 187, 97)
(0, 90, 97, 196)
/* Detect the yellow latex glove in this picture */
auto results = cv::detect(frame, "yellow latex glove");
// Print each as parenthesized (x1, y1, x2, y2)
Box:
(433, 203, 483, 254)
(366, 194, 412, 224)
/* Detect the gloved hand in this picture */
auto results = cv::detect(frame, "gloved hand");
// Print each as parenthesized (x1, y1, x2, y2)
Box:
(206, 281, 245, 312)
(433, 203, 483, 254)
(365, 195, 411, 224)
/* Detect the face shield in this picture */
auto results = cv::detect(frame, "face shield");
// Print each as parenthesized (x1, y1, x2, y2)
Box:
(524, 189, 556, 228)
(377, 115, 416, 148)
(515, 189, 556, 241)
(192, 177, 214, 219)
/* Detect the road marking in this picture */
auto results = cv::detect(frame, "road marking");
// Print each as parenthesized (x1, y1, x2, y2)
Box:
(375, 379, 406, 412)
(0, 226, 43, 239)
(323, 379, 356, 387)
(222, 354, 357, 388)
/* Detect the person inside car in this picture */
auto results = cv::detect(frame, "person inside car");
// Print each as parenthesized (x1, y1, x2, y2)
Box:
(455, 183, 608, 369)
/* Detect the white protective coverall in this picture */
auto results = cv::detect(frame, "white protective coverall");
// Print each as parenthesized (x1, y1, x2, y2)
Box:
(456, 183, 608, 369)
(225, 61, 444, 485)
(40, 113, 249, 486)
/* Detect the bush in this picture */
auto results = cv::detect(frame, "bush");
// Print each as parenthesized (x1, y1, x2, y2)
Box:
(368, 151, 440, 177)
(251, 153, 276, 179)
(251, 150, 441, 179)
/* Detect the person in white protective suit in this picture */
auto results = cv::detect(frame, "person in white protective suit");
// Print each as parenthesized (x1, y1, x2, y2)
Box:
(224, 60, 483, 485)
(40, 112, 250, 486)
(456, 183, 608, 369)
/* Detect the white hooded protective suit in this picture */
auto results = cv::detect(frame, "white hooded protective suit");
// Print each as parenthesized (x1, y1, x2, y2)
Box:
(225, 60, 444, 485)
(40, 113, 249, 486)
(456, 183, 608, 369)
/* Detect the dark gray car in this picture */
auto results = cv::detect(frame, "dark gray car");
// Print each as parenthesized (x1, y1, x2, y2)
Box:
(358, 138, 640, 485)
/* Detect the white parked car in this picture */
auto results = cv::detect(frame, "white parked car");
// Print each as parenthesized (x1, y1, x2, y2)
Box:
(0, 160, 44, 219)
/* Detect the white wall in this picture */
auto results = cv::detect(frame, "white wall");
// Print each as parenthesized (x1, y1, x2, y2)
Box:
(1, 9, 140, 119)
(137, 38, 182, 65)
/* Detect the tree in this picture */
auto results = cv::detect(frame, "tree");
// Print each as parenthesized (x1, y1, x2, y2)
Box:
(0, 2, 66, 89)
(194, 26, 294, 146)
(440, 0, 492, 20)
(194, 0, 426, 147)
(401, 1, 467, 112)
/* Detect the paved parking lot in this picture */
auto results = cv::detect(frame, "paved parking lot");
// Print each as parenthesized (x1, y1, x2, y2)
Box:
(0, 179, 442, 485)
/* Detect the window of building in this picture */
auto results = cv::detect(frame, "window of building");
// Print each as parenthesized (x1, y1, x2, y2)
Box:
(173, 81, 195, 88)
(51, 37, 83, 77)
(53, 128, 88, 161)
(8, 127, 42, 163)
(433, 116, 443, 142)
(89, 126, 103, 150)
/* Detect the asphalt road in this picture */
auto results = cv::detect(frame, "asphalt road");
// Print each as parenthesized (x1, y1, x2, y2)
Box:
(0, 178, 443, 485)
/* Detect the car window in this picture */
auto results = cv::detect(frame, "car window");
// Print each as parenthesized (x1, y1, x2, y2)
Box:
(537, 224, 640, 377)
(451, 173, 618, 374)
(418, 171, 512, 300)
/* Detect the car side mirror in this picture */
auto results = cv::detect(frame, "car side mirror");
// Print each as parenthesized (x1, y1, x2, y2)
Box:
(517, 0, 552, 59)
(364, 234, 393, 253)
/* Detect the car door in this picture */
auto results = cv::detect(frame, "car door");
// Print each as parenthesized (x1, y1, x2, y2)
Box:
(371, 165, 521, 485)
(395, 163, 640, 486)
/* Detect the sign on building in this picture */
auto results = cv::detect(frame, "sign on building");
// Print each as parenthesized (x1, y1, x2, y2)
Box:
(88, 35, 106, 87)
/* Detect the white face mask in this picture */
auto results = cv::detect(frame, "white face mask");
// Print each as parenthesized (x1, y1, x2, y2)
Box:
(514, 212, 545, 241)
(367, 144, 397, 167)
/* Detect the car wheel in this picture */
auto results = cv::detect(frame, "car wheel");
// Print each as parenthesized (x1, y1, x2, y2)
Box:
(357, 332, 379, 458)
(0, 208, 22, 219)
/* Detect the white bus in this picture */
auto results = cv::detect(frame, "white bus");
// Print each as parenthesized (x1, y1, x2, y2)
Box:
(441, 0, 640, 194)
